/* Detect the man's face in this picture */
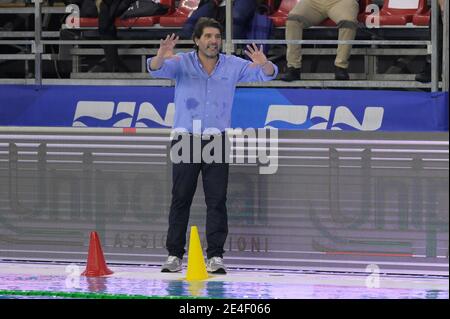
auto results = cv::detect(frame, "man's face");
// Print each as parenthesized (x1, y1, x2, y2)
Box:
(195, 27, 222, 59)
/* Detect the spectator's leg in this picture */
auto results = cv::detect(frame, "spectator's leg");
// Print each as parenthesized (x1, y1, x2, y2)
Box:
(286, 0, 326, 69)
(98, 1, 118, 72)
(98, 0, 133, 72)
(232, 0, 258, 39)
(326, 0, 358, 70)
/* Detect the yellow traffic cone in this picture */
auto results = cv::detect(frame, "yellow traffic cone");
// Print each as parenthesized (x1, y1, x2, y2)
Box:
(186, 226, 209, 281)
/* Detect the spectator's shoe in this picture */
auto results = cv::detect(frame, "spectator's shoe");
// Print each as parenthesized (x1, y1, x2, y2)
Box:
(206, 257, 227, 274)
(415, 71, 431, 83)
(161, 256, 182, 273)
(415, 62, 431, 83)
(280, 67, 301, 82)
(335, 67, 350, 80)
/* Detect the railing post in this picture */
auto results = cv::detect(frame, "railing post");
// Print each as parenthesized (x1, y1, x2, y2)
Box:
(443, 0, 449, 92)
(225, 0, 234, 55)
(431, 0, 440, 92)
(32, 0, 43, 87)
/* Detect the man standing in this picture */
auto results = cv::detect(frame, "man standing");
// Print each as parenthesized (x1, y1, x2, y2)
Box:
(148, 18, 277, 274)
(281, 0, 359, 81)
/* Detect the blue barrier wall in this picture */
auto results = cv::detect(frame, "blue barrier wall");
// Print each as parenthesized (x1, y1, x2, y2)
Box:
(0, 85, 448, 131)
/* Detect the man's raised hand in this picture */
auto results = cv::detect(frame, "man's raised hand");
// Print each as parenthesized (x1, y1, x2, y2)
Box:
(244, 43, 275, 76)
(244, 43, 268, 66)
(157, 33, 179, 60)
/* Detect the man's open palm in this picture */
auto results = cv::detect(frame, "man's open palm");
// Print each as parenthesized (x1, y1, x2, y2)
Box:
(244, 43, 268, 65)
(158, 33, 179, 59)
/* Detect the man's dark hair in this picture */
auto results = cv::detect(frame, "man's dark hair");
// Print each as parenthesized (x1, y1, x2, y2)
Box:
(192, 17, 223, 49)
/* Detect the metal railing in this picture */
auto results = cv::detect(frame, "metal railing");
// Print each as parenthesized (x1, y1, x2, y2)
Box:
(0, 127, 448, 274)
(0, 0, 448, 91)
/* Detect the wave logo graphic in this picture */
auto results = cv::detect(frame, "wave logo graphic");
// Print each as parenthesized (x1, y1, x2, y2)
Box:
(265, 105, 384, 131)
(72, 101, 175, 128)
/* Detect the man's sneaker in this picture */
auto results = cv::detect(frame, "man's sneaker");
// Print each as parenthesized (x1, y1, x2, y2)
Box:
(335, 66, 350, 80)
(161, 256, 182, 273)
(206, 257, 227, 274)
(280, 67, 301, 82)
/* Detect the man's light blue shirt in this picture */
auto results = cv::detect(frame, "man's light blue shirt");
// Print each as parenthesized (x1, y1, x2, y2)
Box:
(147, 51, 278, 133)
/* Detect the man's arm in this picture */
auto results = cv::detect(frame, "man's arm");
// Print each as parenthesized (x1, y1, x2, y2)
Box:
(236, 43, 278, 82)
(148, 33, 180, 78)
(149, 55, 167, 71)
(245, 43, 276, 76)
(260, 60, 276, 77)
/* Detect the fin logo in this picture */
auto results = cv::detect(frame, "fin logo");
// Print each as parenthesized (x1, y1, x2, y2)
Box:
(72, 101, 175, 128)
(265, 105, 384, 131)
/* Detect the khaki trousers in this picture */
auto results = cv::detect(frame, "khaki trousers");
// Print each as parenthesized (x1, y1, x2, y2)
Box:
(286, 0, 359, 69)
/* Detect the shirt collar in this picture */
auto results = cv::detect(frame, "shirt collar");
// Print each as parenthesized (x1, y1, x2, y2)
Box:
(193, 51, 224, 74)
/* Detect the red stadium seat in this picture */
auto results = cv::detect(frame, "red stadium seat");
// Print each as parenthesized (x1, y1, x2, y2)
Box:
(378, 0, 427, 25)
(269, 0, 299, 27)
(159, 0, 200, 27)
(115, 16, 164, 28)
(75, 17, 98, 28)
(71, 0, 175, 28)
(412, 9, 430, 26)
(357, 0, 373, 23)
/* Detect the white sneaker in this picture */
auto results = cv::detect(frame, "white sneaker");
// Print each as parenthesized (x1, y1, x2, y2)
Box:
(161, 256, 182, 273)
(206, 257, 227, 274)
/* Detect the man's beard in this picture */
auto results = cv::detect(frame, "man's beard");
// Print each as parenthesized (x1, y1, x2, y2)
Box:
(203, 45, 220, 58)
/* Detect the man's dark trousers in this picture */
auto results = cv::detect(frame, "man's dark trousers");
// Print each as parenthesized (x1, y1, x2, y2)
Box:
(166, 134, 229, 260)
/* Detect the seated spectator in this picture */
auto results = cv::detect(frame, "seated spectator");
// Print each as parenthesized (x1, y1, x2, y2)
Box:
(231, 0, 260, 39)
(178, 0, 261, 40)
(63, 0, 132, 72)
(281, 0, 359, 81)
(415, 0, 444, 83)
(63, 0, 167, 72)
(97, 0, 134, 72)
(177, 0, 220, 39)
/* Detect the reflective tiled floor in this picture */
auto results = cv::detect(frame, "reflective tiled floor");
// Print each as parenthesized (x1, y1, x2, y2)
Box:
(0, 262, 448, 299)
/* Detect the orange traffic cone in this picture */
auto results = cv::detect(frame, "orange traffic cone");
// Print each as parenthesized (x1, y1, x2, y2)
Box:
(81, 231, 113, 277)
